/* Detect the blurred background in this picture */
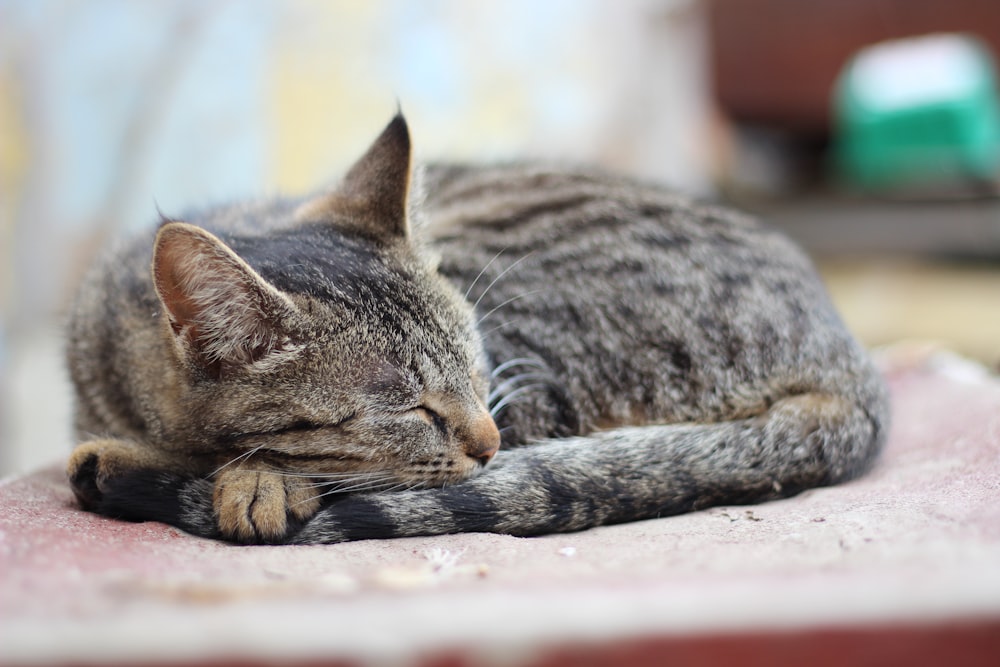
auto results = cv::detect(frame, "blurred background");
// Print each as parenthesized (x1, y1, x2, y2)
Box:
(1, 0, 998, 476)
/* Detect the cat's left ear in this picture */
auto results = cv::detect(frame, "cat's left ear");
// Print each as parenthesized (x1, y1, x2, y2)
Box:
(296, 113, 413, 241)
(152, 222, 302, 377)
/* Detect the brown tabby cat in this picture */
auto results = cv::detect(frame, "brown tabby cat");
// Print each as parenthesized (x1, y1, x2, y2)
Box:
(66, 114, 888, 544)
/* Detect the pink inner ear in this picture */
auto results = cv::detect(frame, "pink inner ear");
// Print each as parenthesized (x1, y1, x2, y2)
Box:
(153, 230, 205, 335)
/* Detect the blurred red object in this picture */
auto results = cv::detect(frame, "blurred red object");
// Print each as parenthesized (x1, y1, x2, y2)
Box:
(709, 0, 1000, 135)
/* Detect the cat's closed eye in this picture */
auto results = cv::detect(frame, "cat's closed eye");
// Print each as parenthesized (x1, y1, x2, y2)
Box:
(285, 420, 325, 433)
(413, 406, 447, 434)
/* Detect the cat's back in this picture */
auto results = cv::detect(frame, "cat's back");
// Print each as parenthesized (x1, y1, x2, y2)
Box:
(422, 163, 812, 294)
(421, 163, 884, 441)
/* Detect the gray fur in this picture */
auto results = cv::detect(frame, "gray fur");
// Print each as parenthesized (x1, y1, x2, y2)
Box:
(65, 115, 888, 544)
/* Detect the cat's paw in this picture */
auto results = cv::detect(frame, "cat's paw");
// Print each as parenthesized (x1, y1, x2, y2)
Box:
(213, 467, 320, 543)
(67, 440, 213, 534)
(67, 439, 157, 509)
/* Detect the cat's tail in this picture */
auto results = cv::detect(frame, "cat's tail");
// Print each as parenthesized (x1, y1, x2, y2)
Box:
(289, 389, 887, 544)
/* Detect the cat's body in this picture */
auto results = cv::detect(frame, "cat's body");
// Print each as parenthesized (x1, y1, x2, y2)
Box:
(66, 115, 888, 544)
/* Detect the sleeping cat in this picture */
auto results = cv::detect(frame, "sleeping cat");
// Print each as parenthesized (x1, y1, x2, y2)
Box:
(66, 114, 888, 544)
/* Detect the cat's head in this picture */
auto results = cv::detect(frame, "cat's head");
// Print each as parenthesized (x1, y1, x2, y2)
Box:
(151, 114, 500, 489)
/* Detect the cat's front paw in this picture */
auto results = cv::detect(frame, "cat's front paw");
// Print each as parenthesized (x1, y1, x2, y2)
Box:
(213, 467, 320, 543)
(68, 440, 218, 537)
(67, 439, 159, 510)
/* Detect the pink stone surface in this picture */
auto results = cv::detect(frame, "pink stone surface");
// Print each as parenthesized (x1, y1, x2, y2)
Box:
(2, 346, 999, 666)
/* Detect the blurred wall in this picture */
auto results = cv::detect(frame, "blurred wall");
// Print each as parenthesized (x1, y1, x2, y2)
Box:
(0, 0, 712, 475)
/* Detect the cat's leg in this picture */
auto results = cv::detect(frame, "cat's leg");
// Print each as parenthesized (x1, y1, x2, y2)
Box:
(66, 438, 213, 532)
(68, 440, 321, 543)
(68, 439, 176, 508)
(287, 390, 886, 544)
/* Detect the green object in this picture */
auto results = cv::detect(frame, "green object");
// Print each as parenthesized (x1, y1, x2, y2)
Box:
(833, 34, 1000, 191)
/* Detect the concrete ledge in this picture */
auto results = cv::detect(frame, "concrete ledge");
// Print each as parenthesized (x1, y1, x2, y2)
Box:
(2, 344, 999, 666)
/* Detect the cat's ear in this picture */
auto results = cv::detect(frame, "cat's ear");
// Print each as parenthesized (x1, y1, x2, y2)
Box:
(152, 222, 300, 376)
(296, 113, 412, 241)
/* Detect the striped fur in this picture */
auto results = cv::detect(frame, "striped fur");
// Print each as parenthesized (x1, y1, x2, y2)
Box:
(66, 115, 888, 544)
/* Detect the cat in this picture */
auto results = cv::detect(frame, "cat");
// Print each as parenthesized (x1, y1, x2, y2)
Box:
(66, 113, 888, 544)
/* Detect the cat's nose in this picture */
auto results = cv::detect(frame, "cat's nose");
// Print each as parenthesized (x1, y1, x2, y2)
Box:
(465, 414, 501, 465)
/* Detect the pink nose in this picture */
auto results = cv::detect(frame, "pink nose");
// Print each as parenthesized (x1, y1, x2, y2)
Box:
(464, 414, 500, 465)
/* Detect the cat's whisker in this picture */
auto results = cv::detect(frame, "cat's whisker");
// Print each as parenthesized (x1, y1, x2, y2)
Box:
(476, 289, 547, 327)
(375, 483, 409, 495)
(490, 357, 546, 379)
(463, 247, 508, 300)
(321, 472, 397, 486)
(479, 319, 519, 339)
(301, 474, 395, 490)
(210, 444, 265, 477)
(487, 372, 551, 406)
(292, 489, 343, 508)
(491, 397, 533, 419)
(379, 479, 426, 494)
(490, 382, 549, 418)
(470, 251, 535, 312)
(320, 479, 391, 494)
(268, 470, 395, 480)
(299, 475, 403, 504)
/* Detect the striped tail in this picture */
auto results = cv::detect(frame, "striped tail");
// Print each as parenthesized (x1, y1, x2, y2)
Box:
(290, 392, 885, 544)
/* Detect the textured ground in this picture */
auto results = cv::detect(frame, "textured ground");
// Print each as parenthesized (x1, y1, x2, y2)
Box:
(1, 344, 999, 666)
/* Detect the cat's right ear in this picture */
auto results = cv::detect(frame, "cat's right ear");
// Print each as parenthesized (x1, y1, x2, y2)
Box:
(152, 222, 301, 377)
(295, 113, 413, 242)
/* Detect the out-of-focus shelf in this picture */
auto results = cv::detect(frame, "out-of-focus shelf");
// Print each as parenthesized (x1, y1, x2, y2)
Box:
(744, 195, 1000, 260)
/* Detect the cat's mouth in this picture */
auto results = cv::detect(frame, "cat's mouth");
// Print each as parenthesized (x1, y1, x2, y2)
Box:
(402, 454, 489, 483)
